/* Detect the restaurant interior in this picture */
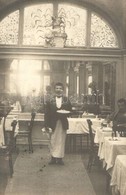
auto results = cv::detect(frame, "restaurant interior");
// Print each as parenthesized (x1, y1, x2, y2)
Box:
(0, 1, 126, 195)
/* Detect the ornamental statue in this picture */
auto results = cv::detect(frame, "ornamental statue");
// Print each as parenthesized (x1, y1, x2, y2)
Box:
(45, 16, 67, 47)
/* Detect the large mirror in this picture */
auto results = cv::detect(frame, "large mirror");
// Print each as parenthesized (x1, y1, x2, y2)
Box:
(0, 59, 116, 115)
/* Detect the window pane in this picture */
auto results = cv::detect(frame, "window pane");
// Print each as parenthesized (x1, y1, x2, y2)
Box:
(10, 74, 17, 94)
(91, 13, 119, 48)
(44, 76, 50, 92)
(43, 60, 50, 70)
(19, 60, 41, 72)
(19, 74, 41, 96)
(58, 4, 87, 47)
(10, 60, 42, 96)
(0, 11, 19, 44)
(23, 4, 53, 46)
(88, 76, 92, 94)
(10, 59, 18, 70)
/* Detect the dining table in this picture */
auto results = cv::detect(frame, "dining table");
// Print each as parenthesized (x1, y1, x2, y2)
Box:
(110, 155, 126, 195)
(94, 126, 112, 144)
(98, 137, 126, 171)
(66, 117, 103, 152)
(67, 117, 103, 134)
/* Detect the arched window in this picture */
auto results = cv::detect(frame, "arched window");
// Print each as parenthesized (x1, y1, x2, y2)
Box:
(0, 3, 119, 48)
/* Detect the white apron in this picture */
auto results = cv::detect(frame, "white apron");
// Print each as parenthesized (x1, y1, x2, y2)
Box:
(50, 120, 66, 158)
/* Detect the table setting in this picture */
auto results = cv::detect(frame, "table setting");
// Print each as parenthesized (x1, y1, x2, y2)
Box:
(94, 126, 112, 144)
(98, 136, 126, 171)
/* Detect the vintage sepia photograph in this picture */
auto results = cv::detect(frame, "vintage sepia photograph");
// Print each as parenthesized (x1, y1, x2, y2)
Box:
(0, 1, 126, 195)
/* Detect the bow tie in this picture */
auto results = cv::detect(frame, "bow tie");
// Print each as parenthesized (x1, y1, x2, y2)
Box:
(56, 96, 62, 98)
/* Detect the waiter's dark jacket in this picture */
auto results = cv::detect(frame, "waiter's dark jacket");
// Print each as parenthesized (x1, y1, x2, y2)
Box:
(44, 95, 72, 131)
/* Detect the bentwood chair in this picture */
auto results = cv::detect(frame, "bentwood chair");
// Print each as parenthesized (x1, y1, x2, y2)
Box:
(0, 115, 18, 177)
(87, 119, 99, 172)
(15, 111, 36, 153)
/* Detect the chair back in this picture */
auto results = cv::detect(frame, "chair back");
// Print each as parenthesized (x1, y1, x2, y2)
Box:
(87, 119, 99, 172)
(11, 118, 18, 132)
(2, 116, 6, 145)
(31, 111, 36, 120)
(3, 116, 18, 150)
(27, 111, 36, 134)
(87, 119, 94, 149)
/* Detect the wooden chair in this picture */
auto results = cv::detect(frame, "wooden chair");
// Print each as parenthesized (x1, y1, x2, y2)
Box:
(16, 111, 36, 153)
(4, 117, 18, 152)
(87, 119, 99, 172)
(0, 115, 18, 177)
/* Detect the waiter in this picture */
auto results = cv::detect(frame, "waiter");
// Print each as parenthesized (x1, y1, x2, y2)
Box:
(44, 82, 72, 165)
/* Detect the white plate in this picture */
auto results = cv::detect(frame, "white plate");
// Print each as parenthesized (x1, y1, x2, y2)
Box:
(57, 110, 71, 114)
(102, 127, 112, 132)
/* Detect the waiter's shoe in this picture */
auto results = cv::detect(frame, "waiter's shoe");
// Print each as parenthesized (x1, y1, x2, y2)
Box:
(48, 157, 56, 165)
(57, 158, 64, 165)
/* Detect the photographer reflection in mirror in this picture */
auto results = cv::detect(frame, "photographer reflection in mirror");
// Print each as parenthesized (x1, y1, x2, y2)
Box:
(44, 82, 72, 165)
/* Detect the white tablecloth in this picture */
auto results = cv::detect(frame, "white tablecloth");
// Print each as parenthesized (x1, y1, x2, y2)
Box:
(111, 155, 126, 195)
(98, 137, 126, 170)
(94, 127, 112, 144)
(67, 118, 103, 134)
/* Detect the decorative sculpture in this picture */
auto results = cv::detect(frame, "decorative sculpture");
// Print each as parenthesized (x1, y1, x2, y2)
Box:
(45, 16, 67, 47)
